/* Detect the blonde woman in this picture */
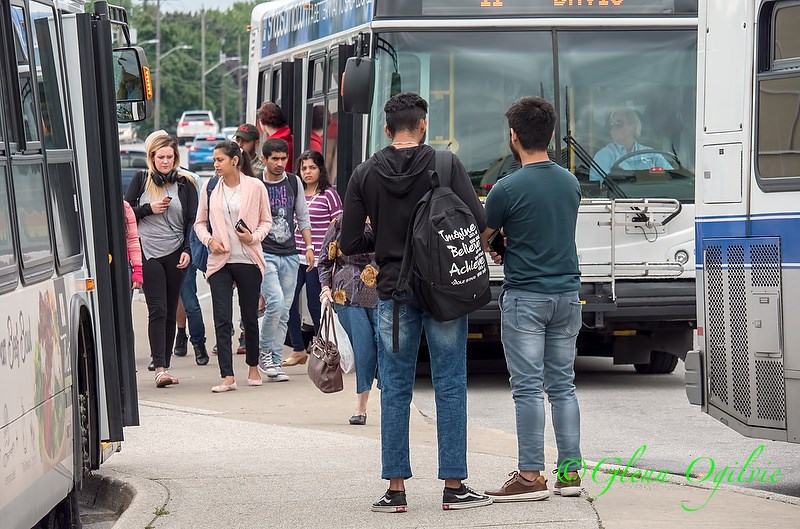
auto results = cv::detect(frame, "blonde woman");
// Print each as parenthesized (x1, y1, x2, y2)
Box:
(195, 141, 272, 392)
(124, 134, 198, 388)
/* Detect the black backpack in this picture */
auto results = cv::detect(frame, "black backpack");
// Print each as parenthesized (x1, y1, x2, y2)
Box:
(392, 151, 491, 350)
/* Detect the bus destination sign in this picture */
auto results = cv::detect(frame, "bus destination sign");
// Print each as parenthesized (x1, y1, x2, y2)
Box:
(375, 0, 697, 18)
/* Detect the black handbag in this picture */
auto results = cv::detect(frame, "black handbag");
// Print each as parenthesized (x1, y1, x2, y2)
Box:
(307, 305, 344, 393)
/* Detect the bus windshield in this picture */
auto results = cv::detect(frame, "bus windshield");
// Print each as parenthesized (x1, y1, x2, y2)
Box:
(369, 29, 696, 201)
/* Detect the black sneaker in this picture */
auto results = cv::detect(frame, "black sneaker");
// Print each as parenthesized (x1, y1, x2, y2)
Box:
(371, 489, 407, 513)
(174, 329, 188, 357)
(442, 484, 493, 510)
(194, 343, 210, 366)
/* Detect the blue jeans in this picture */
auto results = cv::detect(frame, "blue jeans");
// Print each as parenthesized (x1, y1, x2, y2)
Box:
(334, 304, 379, 394)
(259, 253, 299, 364)
(500, 289, 583, 472)
(180, 263, 205, 345)
(287, 265, 322, 352)
(376, 299, 468, 480)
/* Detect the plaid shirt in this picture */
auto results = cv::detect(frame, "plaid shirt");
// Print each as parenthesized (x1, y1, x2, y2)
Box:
(252, 155, 266, 178)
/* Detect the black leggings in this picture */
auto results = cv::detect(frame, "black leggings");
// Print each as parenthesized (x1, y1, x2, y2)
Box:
(208, 263, 262, 378)
(142, 248, 186, 369)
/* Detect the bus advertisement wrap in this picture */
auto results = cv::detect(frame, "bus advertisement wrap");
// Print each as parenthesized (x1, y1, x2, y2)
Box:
(261, 0, 374, 57)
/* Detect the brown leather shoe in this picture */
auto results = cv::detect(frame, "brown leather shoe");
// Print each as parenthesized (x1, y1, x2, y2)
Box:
(553, 470, 582, 497)
(485, 472, 550, 502)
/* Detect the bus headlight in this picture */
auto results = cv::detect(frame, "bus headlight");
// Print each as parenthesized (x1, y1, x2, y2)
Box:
(674, 250, 690, 265)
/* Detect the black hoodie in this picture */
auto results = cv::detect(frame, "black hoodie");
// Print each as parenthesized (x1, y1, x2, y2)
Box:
(341, 144, 486, 300)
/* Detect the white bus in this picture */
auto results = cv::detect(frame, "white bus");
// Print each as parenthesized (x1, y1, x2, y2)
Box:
(0, 1, 150, 527)
(247, 0, 698, 373)
(686, 0, 799, 443)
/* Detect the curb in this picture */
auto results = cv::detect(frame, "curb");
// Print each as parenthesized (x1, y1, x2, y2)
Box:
(582, 457, 800, 507)
(83, 469, 170, 529)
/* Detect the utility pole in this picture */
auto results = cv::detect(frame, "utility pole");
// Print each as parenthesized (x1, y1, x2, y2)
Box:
(237, 32, 243, 124)
(154, 0, 162, 130)
(200, 8, 206, 108)
(220, 42, 226, 128)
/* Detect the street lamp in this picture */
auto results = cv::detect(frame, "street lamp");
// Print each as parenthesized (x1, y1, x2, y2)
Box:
(154, 44, 192, 130)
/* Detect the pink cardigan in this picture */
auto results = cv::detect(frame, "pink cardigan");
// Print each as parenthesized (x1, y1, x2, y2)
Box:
(194, 174, 272, 278)
(123, 201, 143, 284)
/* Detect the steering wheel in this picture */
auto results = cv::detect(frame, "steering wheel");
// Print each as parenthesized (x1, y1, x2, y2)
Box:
(608, 149, 682, 178)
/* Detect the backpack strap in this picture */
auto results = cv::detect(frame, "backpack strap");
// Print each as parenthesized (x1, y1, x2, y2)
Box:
(390, 193, 427, 352)
(206, 176, 219, 235)
(431, 150, 453, 189)
(286, 172, 299, 198)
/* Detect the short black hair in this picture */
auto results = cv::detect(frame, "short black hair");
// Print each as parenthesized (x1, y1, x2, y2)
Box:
(505, 97, 556, 152)
(262, 138, 289, 159)
(384, 92, 428, 136)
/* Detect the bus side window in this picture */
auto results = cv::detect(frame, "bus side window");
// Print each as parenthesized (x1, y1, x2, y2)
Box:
(11, 6, 41, 146)
(30, 1, 68, 150)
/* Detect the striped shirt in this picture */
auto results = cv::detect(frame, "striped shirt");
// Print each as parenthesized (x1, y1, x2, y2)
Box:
(295, 187, 342, 265)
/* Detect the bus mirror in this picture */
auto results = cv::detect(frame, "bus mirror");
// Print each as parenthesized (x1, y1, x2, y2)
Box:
(342, 56, 375, 114)
(113, 46, 152, 123)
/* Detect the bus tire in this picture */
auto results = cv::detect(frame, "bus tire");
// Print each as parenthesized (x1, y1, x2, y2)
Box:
(77, 320, 99, 476)
(634, 350, 679, 374)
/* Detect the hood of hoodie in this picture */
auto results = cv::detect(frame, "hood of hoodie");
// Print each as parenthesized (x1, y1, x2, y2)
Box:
(372, 144, 436, 197)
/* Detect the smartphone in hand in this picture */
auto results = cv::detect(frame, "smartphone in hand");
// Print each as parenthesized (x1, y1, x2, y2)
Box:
(488, 229, 506, 257)
(235, 219, 252, 233)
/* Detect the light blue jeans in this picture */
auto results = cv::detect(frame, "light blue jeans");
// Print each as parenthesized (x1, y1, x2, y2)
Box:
(376, 299, 468, 480)
(500, 288, 583, 472)
(334, 304, 379, 394)
(259, 253, 299, 364)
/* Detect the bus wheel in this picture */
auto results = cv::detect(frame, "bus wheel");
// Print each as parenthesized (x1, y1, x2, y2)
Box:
(634, 350, 679, 374)
(77, 323, 98, 477)
(34, 486, 81, 529)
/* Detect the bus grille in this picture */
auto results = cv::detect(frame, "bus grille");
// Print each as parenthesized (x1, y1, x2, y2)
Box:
(702, 237, 786, 430)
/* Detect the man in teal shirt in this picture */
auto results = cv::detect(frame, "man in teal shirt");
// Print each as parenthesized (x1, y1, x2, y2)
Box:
(483, 97, 584, 503)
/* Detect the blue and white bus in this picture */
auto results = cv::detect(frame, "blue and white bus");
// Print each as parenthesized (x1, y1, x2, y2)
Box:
(686, 0, 799, 443)
(0, 2, 150, 527)
(247, 0, 699, 373)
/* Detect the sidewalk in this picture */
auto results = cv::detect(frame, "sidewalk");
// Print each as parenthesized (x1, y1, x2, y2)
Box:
(99, 303, 800, 528)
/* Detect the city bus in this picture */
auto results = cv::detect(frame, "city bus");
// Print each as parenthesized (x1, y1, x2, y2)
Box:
(0, 1, 150, 527)
(686, 0, 799, 443)
(247, 0, 698, 373)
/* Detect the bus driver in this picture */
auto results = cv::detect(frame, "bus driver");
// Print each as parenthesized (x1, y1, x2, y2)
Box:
(589, 107, 672, 182)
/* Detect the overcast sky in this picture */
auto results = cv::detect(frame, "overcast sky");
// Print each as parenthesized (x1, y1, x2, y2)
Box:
(151, 0, 248, 14)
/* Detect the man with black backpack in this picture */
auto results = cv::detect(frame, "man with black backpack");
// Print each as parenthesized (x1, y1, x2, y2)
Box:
(341, 93, 492, 513)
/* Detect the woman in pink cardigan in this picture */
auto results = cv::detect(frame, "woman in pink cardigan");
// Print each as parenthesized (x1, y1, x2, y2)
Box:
(123, 201, 143, 289)
(195, 141, 272, 392)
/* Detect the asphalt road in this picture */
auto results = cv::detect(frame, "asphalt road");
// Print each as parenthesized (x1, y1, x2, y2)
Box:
(413, 349, 800, 498)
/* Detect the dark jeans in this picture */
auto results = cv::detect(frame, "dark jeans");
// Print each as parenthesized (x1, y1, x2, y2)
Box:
(287, 265, 322, 352)
(208, 263, 262, 378)
(180, 263, 205, 345)
(142, 249, 186, 369)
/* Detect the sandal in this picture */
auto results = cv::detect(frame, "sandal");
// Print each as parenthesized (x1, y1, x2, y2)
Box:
(155, 371, 178, 388)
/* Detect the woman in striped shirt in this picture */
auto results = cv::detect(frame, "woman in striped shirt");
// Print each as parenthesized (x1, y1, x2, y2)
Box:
(283, 150, 343, 367)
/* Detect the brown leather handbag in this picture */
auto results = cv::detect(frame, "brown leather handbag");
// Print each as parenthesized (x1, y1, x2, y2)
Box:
(307, 305, 344, 393)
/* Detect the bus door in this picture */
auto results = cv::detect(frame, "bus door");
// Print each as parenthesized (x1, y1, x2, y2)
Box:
(69, 7, 142, 438)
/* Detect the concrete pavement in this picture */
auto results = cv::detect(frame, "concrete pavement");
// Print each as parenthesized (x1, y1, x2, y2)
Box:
(93, 303, 800, 528)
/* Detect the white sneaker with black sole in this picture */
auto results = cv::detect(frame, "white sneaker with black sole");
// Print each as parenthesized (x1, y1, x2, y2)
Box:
(442, 484, 494, 510)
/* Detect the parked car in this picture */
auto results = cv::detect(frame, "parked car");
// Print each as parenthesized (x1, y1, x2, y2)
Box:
(120, 148, 148, 193)
(176, 110, 219, 145)
(118, 122, 137, 144)
(187, 134, 226, 172)
(221, 126, 238, 140)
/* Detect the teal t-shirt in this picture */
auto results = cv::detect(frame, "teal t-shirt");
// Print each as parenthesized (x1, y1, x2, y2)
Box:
(484, 160, 581, 293)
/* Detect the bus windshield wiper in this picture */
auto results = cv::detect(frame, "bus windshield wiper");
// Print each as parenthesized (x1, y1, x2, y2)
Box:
(564, 133, 629, 200)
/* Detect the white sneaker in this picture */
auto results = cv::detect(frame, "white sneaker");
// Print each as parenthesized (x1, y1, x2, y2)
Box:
(268, 367, 289, 382)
